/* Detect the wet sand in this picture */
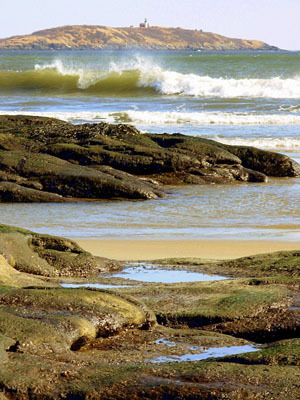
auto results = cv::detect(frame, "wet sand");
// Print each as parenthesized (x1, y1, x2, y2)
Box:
(75, 239, 299, 261)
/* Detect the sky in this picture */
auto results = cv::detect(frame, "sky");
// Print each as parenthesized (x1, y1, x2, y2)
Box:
(1, 0, 299, 50)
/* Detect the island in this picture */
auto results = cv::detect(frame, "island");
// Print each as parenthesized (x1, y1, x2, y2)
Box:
(0, 25, 279, 51)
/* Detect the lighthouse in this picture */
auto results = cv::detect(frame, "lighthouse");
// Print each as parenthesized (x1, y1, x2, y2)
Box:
(139, 18, 150, 28)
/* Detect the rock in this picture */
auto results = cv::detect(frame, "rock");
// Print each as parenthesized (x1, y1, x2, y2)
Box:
(121, 278, 299, 343)
(157, 249, 300, 278)
(227, 145, 300, 177)
(217, 250, 300, 277)
(0, 149, 162, 200)
(0, 181, 71, 202)
(0, 223, 119, 277)
(0, 254, 51, 287)
(0, 287, 156, 353)
(0, 115, 298, 202)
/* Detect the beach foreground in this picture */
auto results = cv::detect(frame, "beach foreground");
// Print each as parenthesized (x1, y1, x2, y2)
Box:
(0, 224, 299, 399)
(76, 239, 300, 260)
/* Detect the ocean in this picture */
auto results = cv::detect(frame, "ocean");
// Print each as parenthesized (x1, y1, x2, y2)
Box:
(0, 49, 299, 241)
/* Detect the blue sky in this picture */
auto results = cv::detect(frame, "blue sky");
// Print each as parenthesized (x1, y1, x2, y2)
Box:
(1, 0, 299, 50)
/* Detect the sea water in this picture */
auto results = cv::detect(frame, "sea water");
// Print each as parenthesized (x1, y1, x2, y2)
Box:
(0, 50, 299, 241)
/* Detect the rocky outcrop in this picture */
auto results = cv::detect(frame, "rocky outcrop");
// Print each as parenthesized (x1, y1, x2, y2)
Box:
(0, 254, 50, 287)
(0, 223, 119, 277)
(0, 286, 156, 356)
(0, 115, 299, 202)
(157, 250, 300, 279)
(0, 25, 279, 51)
(228, 146, 300, 177)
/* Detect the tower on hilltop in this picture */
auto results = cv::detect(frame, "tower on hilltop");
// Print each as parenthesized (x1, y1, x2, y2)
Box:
(139, 18, 150, 28)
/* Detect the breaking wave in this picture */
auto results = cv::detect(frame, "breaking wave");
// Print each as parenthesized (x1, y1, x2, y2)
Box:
(0, 58, 300, 98)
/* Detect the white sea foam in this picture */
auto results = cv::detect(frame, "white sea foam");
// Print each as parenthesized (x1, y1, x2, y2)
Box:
(279, 104, 300, 112)
(214, 137, 300, 151)
(33, 57, 300, 98)
(147, 73, 300, 99)
(106, 110, 300, 126)
(1, 110, 300, 126)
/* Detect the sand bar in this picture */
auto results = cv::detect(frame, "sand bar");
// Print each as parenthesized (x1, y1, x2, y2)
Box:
(74, 239, 300, 261)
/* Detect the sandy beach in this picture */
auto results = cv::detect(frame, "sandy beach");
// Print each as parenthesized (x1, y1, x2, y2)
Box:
(75, 239, 299, 261)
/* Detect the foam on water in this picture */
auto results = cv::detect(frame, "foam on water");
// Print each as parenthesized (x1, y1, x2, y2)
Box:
(61, 283, 131, 289)
(109, 110, 300, 126)
(1, 109, 300, 126)
(215, 136, 300, 150)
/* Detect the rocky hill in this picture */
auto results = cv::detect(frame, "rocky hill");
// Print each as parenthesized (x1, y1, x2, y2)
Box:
(0, 25, 278, 50)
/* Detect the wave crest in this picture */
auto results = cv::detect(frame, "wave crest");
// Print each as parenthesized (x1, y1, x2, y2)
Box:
(0, 57, 299, 98)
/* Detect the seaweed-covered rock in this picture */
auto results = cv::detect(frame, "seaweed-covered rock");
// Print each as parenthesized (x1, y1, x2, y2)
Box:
(0, 115, 299, 202)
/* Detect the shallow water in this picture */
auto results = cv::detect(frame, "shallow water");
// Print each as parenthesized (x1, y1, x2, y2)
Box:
(60, 264, 227, 285)
(105, 263, 227, 283)
(61, 283, 131, 289)
(148, 344, 259, 363)
(0, 178, 299, 241)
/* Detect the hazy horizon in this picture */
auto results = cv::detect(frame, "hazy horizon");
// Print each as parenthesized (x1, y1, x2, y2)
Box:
(1, 0, 299, 50)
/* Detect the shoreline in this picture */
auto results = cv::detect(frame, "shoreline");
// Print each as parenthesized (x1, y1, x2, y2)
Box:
(74, 239, 300, 261)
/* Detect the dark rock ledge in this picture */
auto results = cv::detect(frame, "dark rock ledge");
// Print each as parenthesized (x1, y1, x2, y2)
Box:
(0, 115, 299, 202)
